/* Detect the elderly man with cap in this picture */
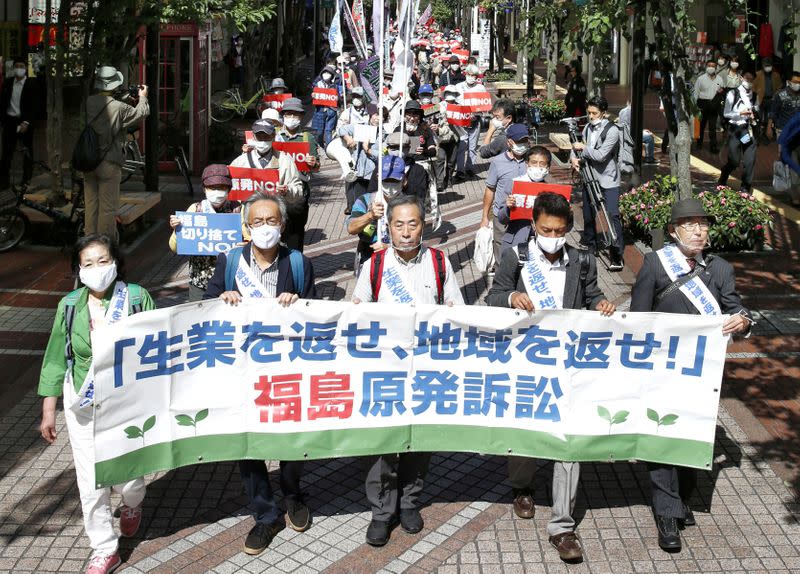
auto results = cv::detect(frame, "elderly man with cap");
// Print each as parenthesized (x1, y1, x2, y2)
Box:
(277, 98, 321, 250)
(368, 132, 429, 201)
(479, 123, 532, 265)
(352, 193, 464, 547)
(631, 198, 753, 552)
(347, 155, 414, 269)
(439, 54, 465, 88)
(337, 86, 369, 131)
(312, 64, 340, 147)
(82, 66, 149, 242)
(261, 108, 283, 129)
(231, 119, 305, 246)
(168, 164, 240, 301)
(455, 64, 486, 177)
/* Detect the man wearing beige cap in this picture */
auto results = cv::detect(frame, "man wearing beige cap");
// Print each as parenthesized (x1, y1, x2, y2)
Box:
(82, 65, 149, 242)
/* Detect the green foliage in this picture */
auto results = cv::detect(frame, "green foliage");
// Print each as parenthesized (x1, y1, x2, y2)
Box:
(524, 97, 566, 121)
(162, 0, 277, 31)
(620, 177, 773, 251)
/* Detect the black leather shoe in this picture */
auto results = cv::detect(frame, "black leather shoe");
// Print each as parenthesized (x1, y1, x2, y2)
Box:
(400, 508, 424, 534)
(680, 504, 696, 527)
(243, 520, 285, 555)
(366, 516, 398, 546)
(286, 498, 311, 532)
(655, 515, 681, 551)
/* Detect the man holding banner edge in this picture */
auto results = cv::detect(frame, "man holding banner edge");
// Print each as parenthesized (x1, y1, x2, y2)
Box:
(631, 198, 752, 552)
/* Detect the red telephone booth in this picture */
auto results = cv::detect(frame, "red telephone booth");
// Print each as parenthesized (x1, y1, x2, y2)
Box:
(157, 23, 210, 172)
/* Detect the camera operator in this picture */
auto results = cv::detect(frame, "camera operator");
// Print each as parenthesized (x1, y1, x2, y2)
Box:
(83, 66, 149, 242)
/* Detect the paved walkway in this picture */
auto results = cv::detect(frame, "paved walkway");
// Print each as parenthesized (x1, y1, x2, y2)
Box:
(1, 121, 799, 573)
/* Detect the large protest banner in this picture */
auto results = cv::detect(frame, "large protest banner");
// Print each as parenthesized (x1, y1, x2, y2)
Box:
(92, 300, 727, 487)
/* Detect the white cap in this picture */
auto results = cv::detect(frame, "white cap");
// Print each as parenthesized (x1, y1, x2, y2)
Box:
(261, 108, 282, 123)
(466, 64, 480, 76)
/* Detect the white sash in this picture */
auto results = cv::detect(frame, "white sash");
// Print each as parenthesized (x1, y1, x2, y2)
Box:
(519, 241, 559, 310)
(380, 250, 416, 304)
(69, 282, 129, 412)
(656, 245, 721, 316)
(235, 252, 272, 298)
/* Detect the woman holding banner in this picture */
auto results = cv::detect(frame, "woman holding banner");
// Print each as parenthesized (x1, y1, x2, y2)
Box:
(38, 234, 155, 574)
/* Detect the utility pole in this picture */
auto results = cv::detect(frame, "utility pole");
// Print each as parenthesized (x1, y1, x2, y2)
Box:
(630, 0, 646, 181)
(144, 22, 159, 191)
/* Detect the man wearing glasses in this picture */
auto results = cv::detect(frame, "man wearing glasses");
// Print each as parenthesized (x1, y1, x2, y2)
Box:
(630, 198, 753, 552)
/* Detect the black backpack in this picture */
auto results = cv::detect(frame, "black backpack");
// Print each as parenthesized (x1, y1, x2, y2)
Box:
(72, 101, 113, 172)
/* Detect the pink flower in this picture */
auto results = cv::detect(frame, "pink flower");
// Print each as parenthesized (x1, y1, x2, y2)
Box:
(749, 196, 755, 201)
(698, 192, 705, 198)
(728, 221, 736, 228)
(640, 203, 646, 209)
(740, 192, 747, 198)
(644, 217, 650, 224)
(635, 214, 642, 220)
(720, 199, 727, 205)
(755, 224, 762, 230)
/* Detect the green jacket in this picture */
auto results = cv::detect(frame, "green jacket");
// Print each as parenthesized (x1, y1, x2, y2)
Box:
(38, 284, 155, 397)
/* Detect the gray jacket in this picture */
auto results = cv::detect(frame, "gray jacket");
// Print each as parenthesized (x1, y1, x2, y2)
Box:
(485, 243, 606, 311)
(571, 118, 621, 190)
(85, 94, 149, 167)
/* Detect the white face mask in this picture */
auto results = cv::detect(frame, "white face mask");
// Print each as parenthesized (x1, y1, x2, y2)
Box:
(491, 117, 505, 129)
(253, 140, 272, 154)
(383, 181, 403, 196)
(444, 94, 457, 102)
(707, 67, 717, 76)
(406, 118, 420, 129)
(205, 188, 228, 206)
(536, 235, 566, 254)
(527, 166, 548, 181)
(283, 117, 301, 130)
(790, 82, 800, 92)
(250, 224, 281, 250)
(511, 143, 529, 157)
(80, 262, 118, 293)
(421, 97, 432, 104)
(730, 62, 739, 70)
(322, 72, 333, 81)
(352, 98, 363, 108)
(741, 80, 751, 90)
(590, 118, 602, 126)
(466, 75, 477, 85)
(764, 66, 773, 73)
(393, 239, 422, 252)
(717, 58, 726, 66)
(14, 68, 25, 79)
(388, 148, 403, 157)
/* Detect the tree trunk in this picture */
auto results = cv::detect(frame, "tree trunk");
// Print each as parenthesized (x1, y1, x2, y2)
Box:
(44, 0, 70, 198)
(546, 17, 558, 99)
(495, 11, 505, 72)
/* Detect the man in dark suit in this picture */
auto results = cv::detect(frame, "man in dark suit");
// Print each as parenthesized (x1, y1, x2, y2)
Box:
(630, 198, 752, 552)
(486, 192, 616, 562)
(204, 193, 317, 556)
(0, 57, 40, 189)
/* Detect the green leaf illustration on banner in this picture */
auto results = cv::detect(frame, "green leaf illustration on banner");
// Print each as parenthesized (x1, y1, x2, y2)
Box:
(124, 415, 156, 447)
(598, 406, 628, 434)
(647, 409, 679, 433)
(175, 409, 210, 436)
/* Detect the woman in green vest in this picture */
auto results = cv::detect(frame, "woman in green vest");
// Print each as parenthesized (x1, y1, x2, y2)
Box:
(38, 234, 155, 574)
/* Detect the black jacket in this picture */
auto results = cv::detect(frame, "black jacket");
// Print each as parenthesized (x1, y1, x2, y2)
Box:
(630, 250, 749, 317)
(204, 244, 317, 299)
(485, 244, 606, 311)
(1, 77, 40, 124)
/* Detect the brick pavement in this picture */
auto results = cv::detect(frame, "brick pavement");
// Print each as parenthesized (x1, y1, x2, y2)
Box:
(0, 127, 799, 573)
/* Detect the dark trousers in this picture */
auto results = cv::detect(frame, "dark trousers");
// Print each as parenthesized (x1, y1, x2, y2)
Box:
(697, 99, 719, 148)
(283, 182, 311, 252)
(718, 126, 756, 191)
(364, 453, 431, 521)
(346, 178, 369, 211)
(581, 185, 624, 258)
(648, 463, 697, 518)
(239, 459, 305, 525)
(438, 140, 458, 187)
(0, 118, 34, 188)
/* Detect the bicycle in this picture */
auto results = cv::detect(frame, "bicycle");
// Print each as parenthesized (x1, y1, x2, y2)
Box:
(0, 149, 85, 252)
(210, 75, 270, 123)
(561, 117, 616, 258)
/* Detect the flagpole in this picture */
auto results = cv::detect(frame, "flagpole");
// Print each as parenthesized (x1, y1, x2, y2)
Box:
(376, 0, 386, 245)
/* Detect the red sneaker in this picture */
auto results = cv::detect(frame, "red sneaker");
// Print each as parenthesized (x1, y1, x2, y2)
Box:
(85, 552, 121, 574)
(119, 504, 142, 537)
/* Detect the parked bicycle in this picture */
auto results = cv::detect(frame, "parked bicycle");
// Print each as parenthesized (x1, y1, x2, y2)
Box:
(0, 149, 85, 252)
(561, 116, 616, 259)
(210, 75, 270, 123)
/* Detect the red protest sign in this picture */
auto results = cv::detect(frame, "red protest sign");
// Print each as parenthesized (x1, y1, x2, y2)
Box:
(453, 48, 469, 63)
(312, 87, 339, 108)
(509, 181, 572, 221)
(445, 104, 473, 127)
(228, 167, 280, 201)
(272, 141, 312, 172)
(262, 93, 293, 110)
(461, 90, 492, 112)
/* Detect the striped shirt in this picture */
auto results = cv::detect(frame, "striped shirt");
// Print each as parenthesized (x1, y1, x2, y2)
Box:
(250, 253, 280, 297)
(352, 246, 464, 305)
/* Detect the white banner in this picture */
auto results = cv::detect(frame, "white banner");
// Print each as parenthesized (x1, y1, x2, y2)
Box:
(92, 300, 728, 487)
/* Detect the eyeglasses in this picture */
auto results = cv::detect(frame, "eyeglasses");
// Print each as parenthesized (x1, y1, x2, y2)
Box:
(677, 222, 710, 231)
(250, 218, 281, 228)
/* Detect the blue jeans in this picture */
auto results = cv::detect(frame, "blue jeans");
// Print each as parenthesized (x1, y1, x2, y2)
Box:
(239, 459, 305, 524)
(312, 107, 337, 148)
(643, 132, 655, 160)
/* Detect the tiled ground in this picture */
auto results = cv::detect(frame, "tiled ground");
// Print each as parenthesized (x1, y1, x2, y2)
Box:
(1, 98, 799, 572)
